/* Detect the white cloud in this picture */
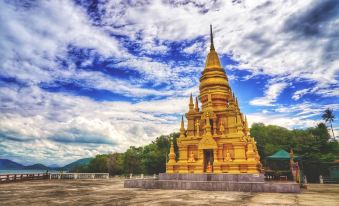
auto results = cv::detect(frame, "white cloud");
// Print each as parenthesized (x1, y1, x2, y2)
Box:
(0, 0, 198, 98)
(292, 88, 310, 100)
(248, 102, 339, 130)
(183, 42, 206, 54)
(250, 82, 287, 106)
(0, 85, 189, 164)
(0, 0, 124, 83)
(247, 112, 318, 130)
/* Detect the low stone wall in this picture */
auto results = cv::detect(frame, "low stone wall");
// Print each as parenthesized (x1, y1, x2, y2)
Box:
(159, 173, 265, 182)
(124, 179, 300, 193)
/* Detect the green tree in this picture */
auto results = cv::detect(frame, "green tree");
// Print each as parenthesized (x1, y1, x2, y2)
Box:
(107, 153, 124, 175)
(123, 146, 143, 174)
(141, 133, 179, 175)
(322, 108, 336, 139)
(87, 154, 109, 173)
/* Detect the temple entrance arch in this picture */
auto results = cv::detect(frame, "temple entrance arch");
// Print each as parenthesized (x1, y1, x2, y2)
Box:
(204, 149, 214, 172)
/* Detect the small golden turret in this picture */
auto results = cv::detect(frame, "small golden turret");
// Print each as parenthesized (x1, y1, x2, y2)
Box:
(168, 142, 176, 164)
(244, 115, 250, 135)
(189, 93, 194, 112)
(180, 116, 185, 138)
(194, 97, 199, 112)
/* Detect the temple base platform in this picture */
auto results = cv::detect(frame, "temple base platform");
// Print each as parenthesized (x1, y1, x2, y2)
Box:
(124, 173, 300, 193)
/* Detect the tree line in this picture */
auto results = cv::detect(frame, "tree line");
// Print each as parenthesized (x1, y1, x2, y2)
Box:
(70, 133, 179, 176)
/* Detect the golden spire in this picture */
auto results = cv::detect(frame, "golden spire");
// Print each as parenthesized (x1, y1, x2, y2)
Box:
(194, 97, 199, 112)
(180, 116, 185, 138)
(189, 93, 194, 111)
(205, 25, 221, 69)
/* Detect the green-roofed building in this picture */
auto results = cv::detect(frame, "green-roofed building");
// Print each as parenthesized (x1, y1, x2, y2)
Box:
(265, 149, 304, 183)
(267, 149, 300, 160)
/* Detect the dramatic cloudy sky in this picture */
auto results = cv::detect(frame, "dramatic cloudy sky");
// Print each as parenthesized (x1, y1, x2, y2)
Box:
(0, 0, 338, 166)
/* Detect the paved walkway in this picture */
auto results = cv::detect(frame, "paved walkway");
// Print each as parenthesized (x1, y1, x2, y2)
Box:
(0, 179, 338, 205)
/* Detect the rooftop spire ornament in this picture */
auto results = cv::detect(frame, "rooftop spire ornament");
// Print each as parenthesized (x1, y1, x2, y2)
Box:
(210, 24, 215, 51)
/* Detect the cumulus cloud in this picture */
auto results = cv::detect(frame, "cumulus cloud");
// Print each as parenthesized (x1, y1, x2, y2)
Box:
(0, 0, 123, 82)
(0, 0, 199, 99)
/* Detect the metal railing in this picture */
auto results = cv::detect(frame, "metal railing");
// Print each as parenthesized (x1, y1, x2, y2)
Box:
(0, 173, 49, 183)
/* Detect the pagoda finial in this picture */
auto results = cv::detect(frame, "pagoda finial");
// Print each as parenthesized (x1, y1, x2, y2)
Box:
(194, 96, 199, 112)
(210, 24, 215, 51)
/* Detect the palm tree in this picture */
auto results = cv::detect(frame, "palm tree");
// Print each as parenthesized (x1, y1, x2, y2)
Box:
(322, 108, 335, 140)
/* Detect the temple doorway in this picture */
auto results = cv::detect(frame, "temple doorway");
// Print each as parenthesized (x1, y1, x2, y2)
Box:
(204, 149, 214, 172)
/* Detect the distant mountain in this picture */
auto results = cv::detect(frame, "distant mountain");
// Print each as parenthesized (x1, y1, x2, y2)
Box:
(25, 163, 49, 170)
(62, 158, 93, 171)
(0, 159, 51, 170)
(0, 158, 93, 171)
(0, 159, 25, 170)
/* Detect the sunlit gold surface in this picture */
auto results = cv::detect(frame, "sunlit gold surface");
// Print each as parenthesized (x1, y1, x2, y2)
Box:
(166, 25, 262, 174)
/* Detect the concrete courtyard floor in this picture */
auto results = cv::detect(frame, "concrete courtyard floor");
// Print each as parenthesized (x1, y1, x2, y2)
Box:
(0, 178, 339, 206)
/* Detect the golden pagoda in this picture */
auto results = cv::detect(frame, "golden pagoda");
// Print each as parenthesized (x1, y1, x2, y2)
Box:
(166, 25, 262, 174)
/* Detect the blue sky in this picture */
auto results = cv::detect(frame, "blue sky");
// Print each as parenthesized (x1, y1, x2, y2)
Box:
(0, 0, 338, 166)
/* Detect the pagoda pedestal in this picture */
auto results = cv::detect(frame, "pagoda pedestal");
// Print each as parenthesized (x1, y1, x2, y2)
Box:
(124, 173, 301, 193)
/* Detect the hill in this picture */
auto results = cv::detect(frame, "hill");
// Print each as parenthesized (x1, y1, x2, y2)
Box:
(25, 163, 49, 170)
(62, 158, 93, 171)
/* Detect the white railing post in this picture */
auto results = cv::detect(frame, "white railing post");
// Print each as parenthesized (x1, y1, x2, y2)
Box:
(141, 174, 144, 179)
(319, 175, 323, 184)
(303, 175, 307, 184)
(130, 173, 133, 179)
